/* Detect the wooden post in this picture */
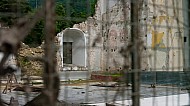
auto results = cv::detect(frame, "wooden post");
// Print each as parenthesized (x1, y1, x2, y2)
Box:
(2, 73, 18, 94)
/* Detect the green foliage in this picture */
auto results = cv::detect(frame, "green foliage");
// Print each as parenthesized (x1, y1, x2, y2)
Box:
(26, 0, 97, 47)
(19, 56, 31, 66)
(0, 0, 32, 26)
(0, 0, 97, 47)
(27, 0, 43, 8)
(103, 71, 122, 77)
(55, 0, 97, 32)
(24, 20, 44, 47)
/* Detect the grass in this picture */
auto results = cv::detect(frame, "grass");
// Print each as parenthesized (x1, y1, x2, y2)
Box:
(101, 72, 122, 77)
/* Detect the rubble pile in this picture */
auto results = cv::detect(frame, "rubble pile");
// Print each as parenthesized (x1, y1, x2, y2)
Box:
(17, 37, 62, 76)
(18, 43, 44, 76)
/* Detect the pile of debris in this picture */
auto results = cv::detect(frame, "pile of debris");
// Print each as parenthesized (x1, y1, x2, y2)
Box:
(17, 43, 44, 76)
(17, 37, 62, 76)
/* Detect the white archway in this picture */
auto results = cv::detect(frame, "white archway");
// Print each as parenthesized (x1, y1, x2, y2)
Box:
(58, 28, 88, 68)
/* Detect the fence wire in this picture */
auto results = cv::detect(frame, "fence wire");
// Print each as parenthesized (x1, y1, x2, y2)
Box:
(0, 0, 190, 106)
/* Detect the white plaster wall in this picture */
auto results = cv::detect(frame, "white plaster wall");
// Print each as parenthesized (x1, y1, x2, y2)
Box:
(183, 0, 189, 70)
(59, 28, 87, 67)
(57, 32, 64, 66)
(146, 0, 184, 71)
(0, 53, 3, 61)
(100, 0, 118, 15)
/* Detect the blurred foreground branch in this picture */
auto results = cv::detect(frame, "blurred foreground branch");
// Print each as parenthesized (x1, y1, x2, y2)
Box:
(0, 3, 60, 105)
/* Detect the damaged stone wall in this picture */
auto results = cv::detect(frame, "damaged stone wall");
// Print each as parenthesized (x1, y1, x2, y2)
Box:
(61, 0, 185, 71)
(101, 1, 131, 71)
(143, 0, 184, 71)
(71, 0, 103, 71)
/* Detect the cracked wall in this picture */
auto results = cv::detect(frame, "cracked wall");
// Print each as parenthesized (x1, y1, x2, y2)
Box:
(60, 0, 186, 71)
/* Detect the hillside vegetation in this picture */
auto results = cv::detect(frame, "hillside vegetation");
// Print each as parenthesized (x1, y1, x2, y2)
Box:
(0, 0, 97, 47)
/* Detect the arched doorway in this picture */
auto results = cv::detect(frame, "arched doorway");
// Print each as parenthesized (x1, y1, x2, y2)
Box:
(59, 28, 88, 69)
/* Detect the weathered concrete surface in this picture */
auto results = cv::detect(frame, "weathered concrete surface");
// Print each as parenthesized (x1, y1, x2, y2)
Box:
(1, 83, 187, 105)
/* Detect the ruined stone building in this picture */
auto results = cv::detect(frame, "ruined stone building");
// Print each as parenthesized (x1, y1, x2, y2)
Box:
(57, 0, 189, 72)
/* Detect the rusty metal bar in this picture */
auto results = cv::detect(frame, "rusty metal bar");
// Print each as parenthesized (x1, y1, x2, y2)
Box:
(44, 0, 60, 105)
(131, 0, 141, 106)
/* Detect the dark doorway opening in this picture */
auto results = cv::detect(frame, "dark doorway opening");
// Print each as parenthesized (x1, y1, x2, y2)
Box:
(63, 42, 72, 64)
